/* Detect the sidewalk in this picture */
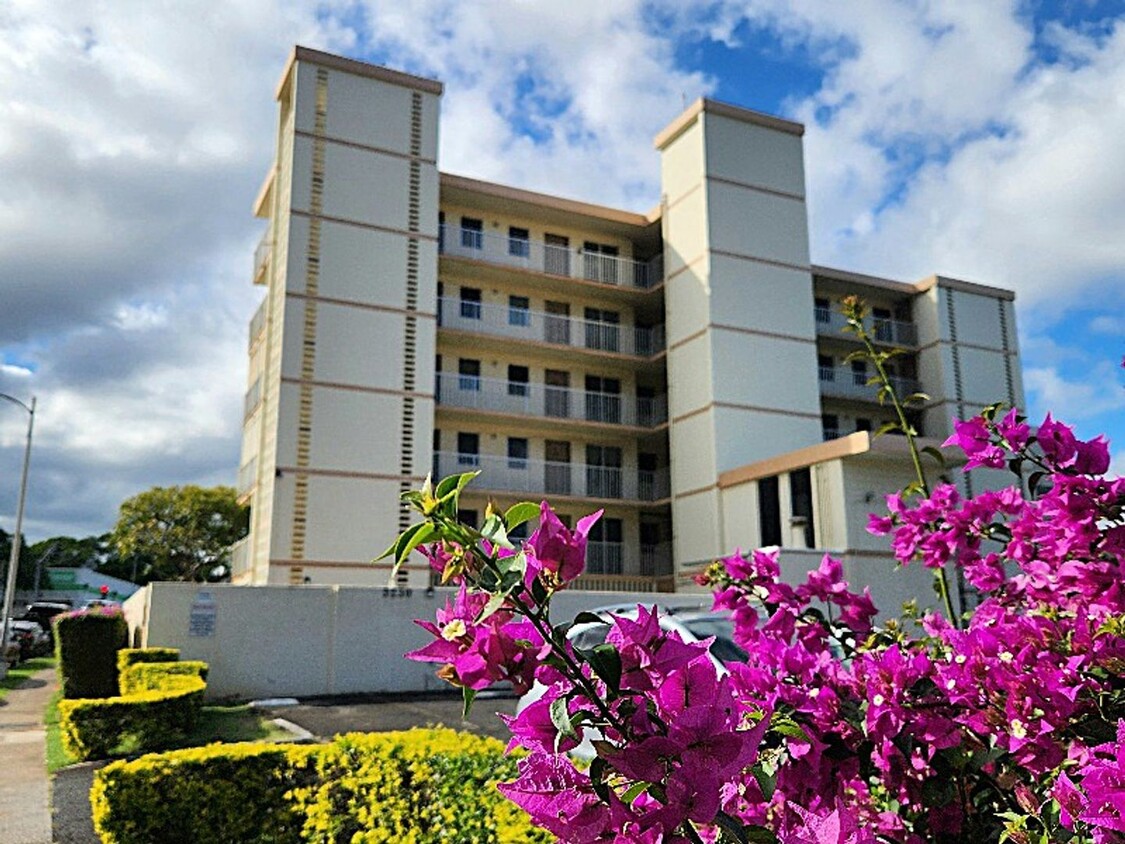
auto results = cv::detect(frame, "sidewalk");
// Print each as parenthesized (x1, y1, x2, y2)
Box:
(0, 666, 57, 844)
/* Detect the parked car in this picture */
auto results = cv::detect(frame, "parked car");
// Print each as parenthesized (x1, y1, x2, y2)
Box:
(21, 601, 72, 642)
(515, 603, 748, 758)
(9, 620, 51, 660)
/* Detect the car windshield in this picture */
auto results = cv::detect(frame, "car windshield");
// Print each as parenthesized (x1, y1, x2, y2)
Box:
(679, 617, 749, 665)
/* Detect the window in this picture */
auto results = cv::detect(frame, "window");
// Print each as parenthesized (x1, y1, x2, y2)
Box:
(582, 241, 620, 284)
(586, 445, 623, 498)
(508, 437, 528, 470)
(458, 359, 480, 391)
(584, 375, 621, 424)
(814, 297, 831, 323)
(508, 226, 530, 258)
(873, 307, 893, 342)
(459, 287, 482, 320)
(438, 211, 445, 252)
(818, 354, 834, 381)
(822, 414, 839, 441)
(544, 233, 570, 276)
(545, 370, 570, 418)
(758, 476, 782, 547)
(508, 295, 530, 327)
(638, 452, 659, 500)
(851, 359, 867, 386)
(584, 307, 620, 352)
(789, 468, 815, 549)
(856, 418, 872, 432)
(457, 432, 479, 466)
(587, 518, 623, 574)
(544, 301, 570, 344)
(458, 509, 478, 528)
(460, 217, 483, 250)
(545, 440, 571, 495)
(507, 365, 529, 397)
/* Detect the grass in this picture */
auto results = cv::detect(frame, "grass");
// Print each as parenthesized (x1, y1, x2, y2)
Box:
(45, 696, 293, 771)
(0, 656, 56, 702)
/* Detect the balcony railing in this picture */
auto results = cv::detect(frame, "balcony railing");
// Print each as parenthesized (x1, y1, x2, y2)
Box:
(439, 224, 663, 289)
(639, 542, 674, 577)
(229, 536, 251, 579)
(818, 365, 920, 402)
(433, 452, 671, 502)
(438, 297, 665, 358)
(237, 457, 257, 497)
(248, 299, 267, 349)
(435, 373, 667, 427)
(587, 542, 624, 575)
(571, 573, 676, 593)
(244, 377, 262, 421)
(815, 308, 918, 347)
(252, 231, 272, 285)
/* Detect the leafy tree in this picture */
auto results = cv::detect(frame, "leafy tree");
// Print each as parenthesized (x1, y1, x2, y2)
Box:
(111, 486, 248, 582)
(28, 533, 153, 585)
(0, 526, 32, 590)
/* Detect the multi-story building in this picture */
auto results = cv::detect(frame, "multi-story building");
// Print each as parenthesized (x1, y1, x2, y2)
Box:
(232, 47, 1023, 614)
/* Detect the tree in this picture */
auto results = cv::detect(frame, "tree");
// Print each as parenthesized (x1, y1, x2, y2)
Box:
(0, 526, 32, 590)
(111, 486, 248, 582)
(28, 533, 153, 585)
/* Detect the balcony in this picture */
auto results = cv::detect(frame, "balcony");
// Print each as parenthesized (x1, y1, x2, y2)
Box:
(229, 536, 251, 580)
(244, 377, 262, 421)
(248, 299, 267, 349)
(439, 224, 663, 289)
(818, 365, 920, 403)
(435, 374, 667, 428)
(814, 308, 918, 347)
(438, 297, 665, 358)
(433, 452, 671, 502)
(237, 457, 257, 499)
(252, 230, 272, 285)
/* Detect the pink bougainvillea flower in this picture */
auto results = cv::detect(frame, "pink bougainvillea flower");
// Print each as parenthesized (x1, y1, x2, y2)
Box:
(525, 502, 602, 586)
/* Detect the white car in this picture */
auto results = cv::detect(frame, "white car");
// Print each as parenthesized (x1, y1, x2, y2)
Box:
(515, 604, 748, 757)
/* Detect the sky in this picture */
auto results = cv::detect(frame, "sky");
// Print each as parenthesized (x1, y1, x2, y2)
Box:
(0, 0, 1123, 542)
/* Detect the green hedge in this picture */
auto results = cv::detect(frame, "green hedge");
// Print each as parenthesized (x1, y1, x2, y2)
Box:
(119, 661, 207, 696)
(55, 609, 128, 699)
(59, 674, 206, 761)
(117, 648, 180, 673)
(91, 742, 319, 844)
(91, 728, 551, 844)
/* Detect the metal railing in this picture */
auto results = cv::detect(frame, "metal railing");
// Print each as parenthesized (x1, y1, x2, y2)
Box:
(437, 297, 665, 357)
(229, 536, 251, 579)
(248, 299, 267, 349)
(244, 377, 262, 420)
(252, 231, 272, 284)
(814, 308, 918, 346)
(586, 542, 624, 575)
(818, 365, 920, 402)
(435, 373, 667, 427)
(432, 452, 671, 502)
(639, 542, 674, 577)
(237, 457, 257, 496)
(571, 573, 675, 593)
(439, 224, 664, 289)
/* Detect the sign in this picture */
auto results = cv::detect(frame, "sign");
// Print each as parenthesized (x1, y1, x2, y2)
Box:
(188, 590, 217, 637)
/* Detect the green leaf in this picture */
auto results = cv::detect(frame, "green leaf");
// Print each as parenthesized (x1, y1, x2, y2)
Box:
(572, 611, 608, 626)
(462, 686, 476, 719)
(475, 592, 509, 625)
(481, 513, 513, 550)
(874, 421, 899, 438)
(621, 781, 649, 803)
(581, 643, 622, 695)
(740, 827, 779, 844)
(921, 446, 946, 468)
(376, 521, 436, 566)
(550, 696, 578, 744)
(504, 502, 540, 531)
(712, 811, 756, 843)
(434, 471, 480, 502)
(588, 757, 612, 804)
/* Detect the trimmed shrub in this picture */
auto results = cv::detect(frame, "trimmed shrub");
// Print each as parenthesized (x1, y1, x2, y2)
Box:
(117, 648, 180, 673)
(55, 607, 128, 699)
(291, 728, 552, 843)
(58, 674, 206, 761)
(119, 661, 207, 696)
(91, 742, 319, 844)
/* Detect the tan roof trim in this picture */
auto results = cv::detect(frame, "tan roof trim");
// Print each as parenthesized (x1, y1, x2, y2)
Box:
(812, 264, 915, 296)
(439, 172, 651, 228)
(654, 97, 805, 150)
(277, 46, 444, 99)
(252, 169, 275, 218)
(914, 274, 1017, 302)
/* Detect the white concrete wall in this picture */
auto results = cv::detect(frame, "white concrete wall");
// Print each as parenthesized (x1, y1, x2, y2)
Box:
(126, 583, 715, 700)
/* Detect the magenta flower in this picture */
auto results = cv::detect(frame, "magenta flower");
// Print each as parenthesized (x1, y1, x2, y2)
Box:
(525, 502, 602, 586)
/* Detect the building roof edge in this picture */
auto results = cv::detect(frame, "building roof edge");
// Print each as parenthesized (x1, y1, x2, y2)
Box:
(276, 46, 444, 99)
(654, 97, 805, 150)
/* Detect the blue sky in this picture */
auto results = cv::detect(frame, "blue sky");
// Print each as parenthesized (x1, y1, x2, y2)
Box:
(0, 0, 1122, 540)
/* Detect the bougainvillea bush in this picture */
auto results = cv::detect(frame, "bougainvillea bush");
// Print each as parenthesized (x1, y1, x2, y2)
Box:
(388, 404, 1124, 843)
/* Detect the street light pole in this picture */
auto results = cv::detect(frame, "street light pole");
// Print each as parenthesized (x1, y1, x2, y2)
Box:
(0, 394, 35, 679)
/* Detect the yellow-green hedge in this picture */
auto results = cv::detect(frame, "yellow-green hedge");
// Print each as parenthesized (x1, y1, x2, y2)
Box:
(119, 661, 208, 696)
(59, 661, 207, 761)
(117, 647, 180, 673)
(292, 729, 553, 843)
(91, 728, 552, 844)
(92, 742, 319, 844)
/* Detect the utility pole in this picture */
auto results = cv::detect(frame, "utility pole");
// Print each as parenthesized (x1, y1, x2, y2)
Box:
(0, 394, 35, 680)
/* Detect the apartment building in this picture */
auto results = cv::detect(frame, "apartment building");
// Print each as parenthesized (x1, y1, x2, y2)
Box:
(232, 47, 1022, 614)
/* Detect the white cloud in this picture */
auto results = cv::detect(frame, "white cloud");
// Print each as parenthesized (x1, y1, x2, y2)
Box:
(1023, 360, 1125, 422)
